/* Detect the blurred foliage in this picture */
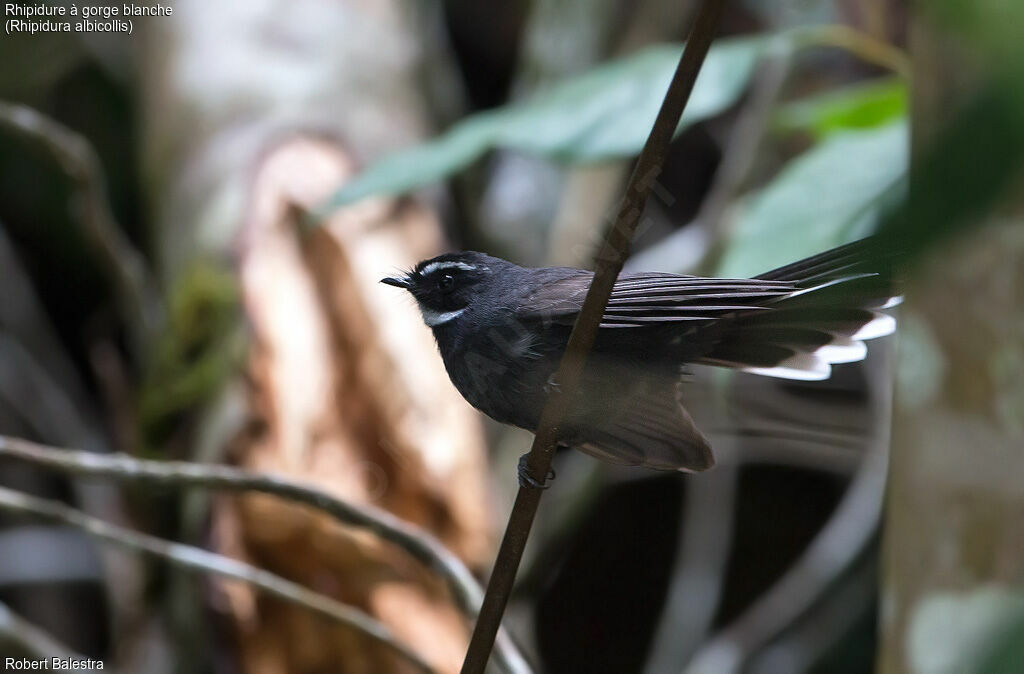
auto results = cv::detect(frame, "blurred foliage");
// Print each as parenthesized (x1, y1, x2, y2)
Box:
(137, 262, 241, 455)
(726, 0, 1024, 280)
(773, 78, 907, 139)
(881, 4, 1024, 674)
(718, 120, 906, 277)
(321, 25, 910, 217)
(930, 0, 1024, 85)
(0, 31, 87, 101)
(884, 85, 1024, 263)
(880, 0, 1024, 264)
(975, 611, 1024, 674)
(0, 0, 1021, 672)
(908, 588, 1024, 674)
(699, 71, 912, 282)
(323, 36, 767, 210)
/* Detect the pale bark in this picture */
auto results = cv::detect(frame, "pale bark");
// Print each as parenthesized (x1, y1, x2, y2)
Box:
(136, 3, 492, 673)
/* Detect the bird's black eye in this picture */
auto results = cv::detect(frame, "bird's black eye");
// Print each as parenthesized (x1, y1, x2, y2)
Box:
(438, 273, 455, 293)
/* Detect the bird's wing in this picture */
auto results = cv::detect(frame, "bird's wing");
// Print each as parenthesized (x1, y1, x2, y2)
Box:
(518, 250, 897, 381)
(519, 270, 797, 328)
(566, 371, 715, 472)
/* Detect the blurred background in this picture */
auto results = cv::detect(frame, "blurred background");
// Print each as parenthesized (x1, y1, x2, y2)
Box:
(0, 0, 1021, 673)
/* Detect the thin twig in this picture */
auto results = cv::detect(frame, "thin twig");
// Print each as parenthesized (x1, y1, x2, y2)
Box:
(685, 347, 893, 673)
(0, 485, 437, 674)
(0, 436, 531, 674)
(747, 548, 877, 674)
(460, 2, 728, 672)
(0, 102, 159, 353)
(0, 336, 146, 650)
(629, 44, 793, 275)
(688, 439, 887, 672)
(695, 44, 793, 250)
(793, 24, 911, 78)
(643, 448, 740, 672)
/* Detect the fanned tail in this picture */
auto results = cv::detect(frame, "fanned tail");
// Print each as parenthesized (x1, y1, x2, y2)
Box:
(695, 237, 900, 380)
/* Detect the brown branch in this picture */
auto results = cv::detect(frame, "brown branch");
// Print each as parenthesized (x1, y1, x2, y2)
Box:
(793, 24, 910, 78)
(459, 2, 729, 672)
(628, 45, 793, 275)
(0, 485, 437, 674)
(0, 435, 530, 674)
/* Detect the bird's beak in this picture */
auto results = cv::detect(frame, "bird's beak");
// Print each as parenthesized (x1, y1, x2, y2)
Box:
(380, 275, 412, 289)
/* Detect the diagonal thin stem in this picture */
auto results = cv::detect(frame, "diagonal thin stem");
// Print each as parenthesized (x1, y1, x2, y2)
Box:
(0, 435, 530, 674)
(686, 345, 893, 673)
(0, 486, 437, 674)
(459, 2, 728, 672)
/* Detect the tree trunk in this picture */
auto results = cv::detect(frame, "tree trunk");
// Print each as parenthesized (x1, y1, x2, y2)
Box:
(879, 7, 1024, 674)
(137, 3, 492, 672)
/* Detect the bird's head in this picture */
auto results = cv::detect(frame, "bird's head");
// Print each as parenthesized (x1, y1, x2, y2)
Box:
(381, 251, 502, 328)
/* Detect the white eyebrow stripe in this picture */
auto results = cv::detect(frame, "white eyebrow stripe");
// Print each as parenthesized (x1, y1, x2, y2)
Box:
(421, 306, 468, 327)
(419, 261, 478, 276)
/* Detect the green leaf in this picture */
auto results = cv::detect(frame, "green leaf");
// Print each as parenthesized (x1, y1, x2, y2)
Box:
(975, 611, 1024, 674)
(878, 82, 1024, 264)
(774, 78, 907, 138)
(908, 587, 1024, 674)
(717, 119, 907, 278)
(321, 37, 767, 212)
(929, 0, 1024, 86)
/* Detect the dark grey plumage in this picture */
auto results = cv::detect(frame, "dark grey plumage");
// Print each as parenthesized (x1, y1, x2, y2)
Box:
(381, 238, 898, 473)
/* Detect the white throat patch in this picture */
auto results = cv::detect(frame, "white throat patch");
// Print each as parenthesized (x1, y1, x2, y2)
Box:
(421, 306, 467, 327)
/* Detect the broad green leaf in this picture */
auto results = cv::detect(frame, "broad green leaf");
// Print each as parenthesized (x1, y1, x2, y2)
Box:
(878, 83, 1024, 262)
(717, 119, 907, 278)
(929, 0, 1024, 86)
(322, 37, 767, 212)
(499, 38, 765, 161)
(774, 78, 907, 138)
(908, 587, 1024, 674)
(975, 612, 1024, 674)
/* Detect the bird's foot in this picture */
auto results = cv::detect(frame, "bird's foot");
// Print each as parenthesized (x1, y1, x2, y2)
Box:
(518, 453, 556, 490)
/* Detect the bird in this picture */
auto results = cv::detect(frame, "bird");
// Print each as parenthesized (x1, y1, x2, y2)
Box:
(381, 237, 898, 486)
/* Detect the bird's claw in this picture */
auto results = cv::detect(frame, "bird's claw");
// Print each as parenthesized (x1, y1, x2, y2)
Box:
(518, 453, 556, 490)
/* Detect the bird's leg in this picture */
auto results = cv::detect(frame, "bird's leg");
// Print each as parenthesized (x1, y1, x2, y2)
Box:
(518, 452, 557, 489)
